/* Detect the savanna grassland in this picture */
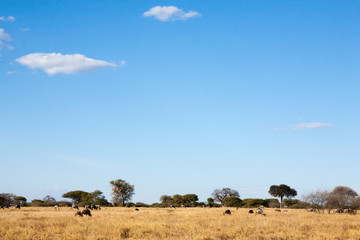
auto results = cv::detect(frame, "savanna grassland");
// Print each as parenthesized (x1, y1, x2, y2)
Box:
(1, 207, 360, 240)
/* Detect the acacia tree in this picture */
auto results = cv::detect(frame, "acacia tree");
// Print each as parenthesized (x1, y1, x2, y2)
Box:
(268, 184, 297, 208)
(43, 195, 56, 203)
(327, 186, 358, 210)
(110, 179, 135, 206)
(160, 195, 172, 205)
(14, 196, 27, 205)
(303, 190, 329, 213)
(62, 191, 89, 204)
(212, 188, 240, 206)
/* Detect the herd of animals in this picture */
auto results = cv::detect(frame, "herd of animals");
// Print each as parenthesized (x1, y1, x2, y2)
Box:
(1, 204, 357, 217)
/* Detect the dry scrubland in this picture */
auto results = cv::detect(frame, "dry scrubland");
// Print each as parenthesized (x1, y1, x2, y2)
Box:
(1, 207, 360, 240)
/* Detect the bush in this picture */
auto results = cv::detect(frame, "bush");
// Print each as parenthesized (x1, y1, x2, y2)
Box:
(223, 196, 242, 207)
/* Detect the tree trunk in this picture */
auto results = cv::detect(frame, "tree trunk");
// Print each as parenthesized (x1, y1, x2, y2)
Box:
(280, 196, 283, 209)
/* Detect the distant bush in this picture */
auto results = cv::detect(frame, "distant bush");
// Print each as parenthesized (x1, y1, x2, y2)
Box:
(223, 197, 242, 207)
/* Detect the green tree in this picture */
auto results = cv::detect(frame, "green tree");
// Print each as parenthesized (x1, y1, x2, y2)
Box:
(160, 195, 172, 204)
(110, 179, 135, 206)
(182, 194, 199, 207)
(62, 190, 90, 204)
(171, 194, 183, 206)
(14, 196, 27, 205)
(212, 188, 240, 206)
(268, 184, 297, 208)
(90, 190, 109, 205)
(223, 196, 242, 207)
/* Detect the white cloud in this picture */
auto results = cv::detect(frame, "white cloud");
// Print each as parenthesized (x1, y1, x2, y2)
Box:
(119, 60, 126, 66)
(20, 27, 30, 32)
(0, 28, 12, 52)
(16, 53, 117, 75)
(143, 6, 200, 21)
(0, 28, 11, 41)
(290, 122, 333, 130)
(0, 16, 15, 22)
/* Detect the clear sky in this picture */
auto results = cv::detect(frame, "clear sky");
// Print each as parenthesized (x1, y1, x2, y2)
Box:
(1, 0, 360, 204)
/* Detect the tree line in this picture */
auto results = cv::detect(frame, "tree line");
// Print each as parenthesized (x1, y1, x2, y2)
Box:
(2, 180, 360, 212)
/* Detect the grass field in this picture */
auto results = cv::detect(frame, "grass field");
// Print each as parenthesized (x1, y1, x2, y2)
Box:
(1, 207, 360, 239)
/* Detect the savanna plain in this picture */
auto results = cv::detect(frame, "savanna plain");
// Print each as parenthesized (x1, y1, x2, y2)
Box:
(1, 207, 360, 240)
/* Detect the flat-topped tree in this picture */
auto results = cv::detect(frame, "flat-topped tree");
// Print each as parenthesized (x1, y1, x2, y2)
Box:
(212, 188, 240, 206)
(268, 184, 297, 208)
(62, 191, 89, 205)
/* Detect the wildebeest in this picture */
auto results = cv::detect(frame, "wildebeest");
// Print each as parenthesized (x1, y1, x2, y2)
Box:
(275, 209, 281, 212)
(334, 209, 344, 213)
(170, 205, 176, 209)
(344, 209, 356, 214)
(307, 208, 316, 212)
(223, 209, 231, 215)
(15, 204, 21, 209)
(75, 211, 83, 217)
(248, 210, 254, 214)
(54, 205, 60, 210)
(135, 208, 139, 211)
(255, 208, 266, 216)
(81, 209, 92, 216)
(85, 205, 93, 210)
(0, 206, 3, 209)
(72, 204, 79, 210)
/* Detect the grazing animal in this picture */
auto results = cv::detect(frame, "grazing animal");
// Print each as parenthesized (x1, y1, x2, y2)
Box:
(15, 205, 21, 209)
(75, 211, 83, 217)
(81, 209, 92, 217)
(181, 205, 186, 208)
(334, 209, 344, 213)
(85, 205, 93, 210)
(307, 208, 316, 212)
(0, 206, 3, 209)
(248, 210, 254, 214)
(223, 209, 231, 215)
(255, 208, 266, 216)
(275, 209, 281, 212)
(344, 209, 356, 214)
(170, 205, 176, 209)
(72, 204, 79, 210)
(54, 205, 59, 210)
(135, 208, 139, 211)
(5, 205, 9, 209)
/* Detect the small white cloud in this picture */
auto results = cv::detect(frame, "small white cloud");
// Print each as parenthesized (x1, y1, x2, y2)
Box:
(16, 53, 118, 75)
(7, 71, 16, 75)
(0, 16, 15, 22)
(20, 27, 30, 32)
(290, 122, 333, 130)
(143, 6, 201, 21)
(119, 60, 126, 66)
(0, 28, 11, 41)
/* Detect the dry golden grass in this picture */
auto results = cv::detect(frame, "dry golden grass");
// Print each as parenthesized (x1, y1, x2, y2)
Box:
(1, 207, 360, 239)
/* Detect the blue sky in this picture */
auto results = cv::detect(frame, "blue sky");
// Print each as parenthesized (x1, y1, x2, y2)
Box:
(1, 0, 360, 204)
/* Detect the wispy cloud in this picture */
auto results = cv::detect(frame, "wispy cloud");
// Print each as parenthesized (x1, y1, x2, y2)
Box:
(20, 27, 30, 32)
(143, 6, 200, 21)
(289, 122, 333, 130)
(0, 28, 12, 52)
(16, 53, 118, 75)
(0, 16, 15, 22)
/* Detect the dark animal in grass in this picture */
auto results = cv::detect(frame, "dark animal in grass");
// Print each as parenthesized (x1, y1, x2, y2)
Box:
(72, 204, 79, 210)
(82, 209, 92, 216)
(15, 204, 21, 209)
(170, 205, 176, 209)
(0, 206, 3, 209)
(75, 211, 83, 217)
(223, 209, 231, 215)
(248, 210, 254, 214)
(96, 205, 101, 210)
(135, 208, 139, 211)
(275, 209, 281, 212)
